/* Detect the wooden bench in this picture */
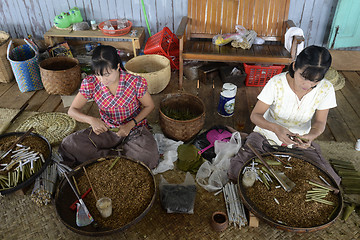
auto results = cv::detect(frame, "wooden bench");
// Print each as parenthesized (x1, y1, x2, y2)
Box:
(176, 0, 304, 89)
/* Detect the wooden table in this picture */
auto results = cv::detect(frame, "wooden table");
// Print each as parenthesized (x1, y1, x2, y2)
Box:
(44, 27, 145, 57)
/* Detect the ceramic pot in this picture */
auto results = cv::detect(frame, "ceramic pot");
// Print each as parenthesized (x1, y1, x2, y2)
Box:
(211, 211, 228, 232)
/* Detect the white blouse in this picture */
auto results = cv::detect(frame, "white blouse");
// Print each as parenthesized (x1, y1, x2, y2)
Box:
(253, 72, 337, 146)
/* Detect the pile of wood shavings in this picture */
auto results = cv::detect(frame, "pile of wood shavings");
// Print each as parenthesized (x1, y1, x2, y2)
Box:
(75, 157, 155, 229)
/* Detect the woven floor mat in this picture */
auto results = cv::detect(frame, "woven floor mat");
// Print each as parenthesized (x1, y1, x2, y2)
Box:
(0, 108, 87, 143)
(1, 109, 359, 239)
(0, 108, 39, 133)
(1, 169, 359, 240)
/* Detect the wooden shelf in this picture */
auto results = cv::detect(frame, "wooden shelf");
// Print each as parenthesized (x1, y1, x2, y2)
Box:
(44, 26, 145, 56)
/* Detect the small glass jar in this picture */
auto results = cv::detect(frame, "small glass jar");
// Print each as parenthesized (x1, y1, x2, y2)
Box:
(90, 20, 97, 30)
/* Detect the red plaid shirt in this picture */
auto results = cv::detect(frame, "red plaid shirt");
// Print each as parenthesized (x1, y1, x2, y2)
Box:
(79, 69, 148, 128)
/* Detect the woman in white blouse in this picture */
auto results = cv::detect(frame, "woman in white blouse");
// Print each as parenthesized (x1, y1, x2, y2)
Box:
(229, 46, 340, 184)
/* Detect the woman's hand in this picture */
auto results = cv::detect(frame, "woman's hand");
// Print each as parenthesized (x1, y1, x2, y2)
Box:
(273, 125, 298, 146)
(294, 133, 315, 149)
(115, 121, 134, 137)
(89, 117, 109, 135)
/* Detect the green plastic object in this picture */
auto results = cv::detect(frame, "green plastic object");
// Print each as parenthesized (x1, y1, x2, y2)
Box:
(54, 7, 83, 29)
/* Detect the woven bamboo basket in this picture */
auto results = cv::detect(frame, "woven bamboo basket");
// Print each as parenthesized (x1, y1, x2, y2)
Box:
(125, 54, 170, 94)
(0, 31, 14, 83)
(40, 57, 81, 95)
(324, 67, 345, 91)
(159, 93, 205, 142)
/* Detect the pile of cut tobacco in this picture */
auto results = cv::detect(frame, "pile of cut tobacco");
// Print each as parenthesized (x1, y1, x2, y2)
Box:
(242, 154, 340, 228)
(75, 157, 155, 229)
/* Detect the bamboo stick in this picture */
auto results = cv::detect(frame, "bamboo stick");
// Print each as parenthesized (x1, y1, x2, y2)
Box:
(305, 198, 334, 205)
(83, 166, 98, 201)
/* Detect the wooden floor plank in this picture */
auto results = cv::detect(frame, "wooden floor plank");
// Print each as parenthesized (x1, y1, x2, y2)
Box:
(37, 94, 62, 112)
(341, 71, 360, 90)
(1, 68, 360, 144)
(233, 83, 248, 132)
(335, 91, 360, 139)
(0, 83, 36, 109)
(317, 125, 335, 141)
(27, 89, 51, 111)
(339, 77, 360, 118)
(327, 108, 356, 142)
(0, 81, 15, 97)
(198, 79, 215, 129)
(244, 86, 258, 132)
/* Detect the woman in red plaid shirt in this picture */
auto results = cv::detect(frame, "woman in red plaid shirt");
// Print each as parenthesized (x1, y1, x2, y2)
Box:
(59, 45, 159, 169)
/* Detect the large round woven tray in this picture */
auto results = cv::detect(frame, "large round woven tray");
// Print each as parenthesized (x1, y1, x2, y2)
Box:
(16, 112, 76, 145)
(237, 152, 343, 233)
(0, 132, 52, 194)
(55, 155, 156, 236)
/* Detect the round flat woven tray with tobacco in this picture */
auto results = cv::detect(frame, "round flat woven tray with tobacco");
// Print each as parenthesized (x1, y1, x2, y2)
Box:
(56, 156, 155, 234)
(0, 134, 51, 192)
(240, 154, 340, 228)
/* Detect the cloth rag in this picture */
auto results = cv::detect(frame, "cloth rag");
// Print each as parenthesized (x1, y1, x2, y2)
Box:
(284, 27, 305, 56)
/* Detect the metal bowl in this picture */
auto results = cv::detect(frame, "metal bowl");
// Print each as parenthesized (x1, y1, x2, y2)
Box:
(54, 155, 156, 236)
(237, 152, 343, 233)
(0, 132, 52, 194)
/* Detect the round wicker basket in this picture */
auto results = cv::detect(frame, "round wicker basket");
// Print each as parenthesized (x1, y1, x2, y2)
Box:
(0, 31, 14, 83)
(324, 67, 345, 91)
(40, 57, 81, 95)
(159, 93, 205, 142)
(125, 55, 170, 94)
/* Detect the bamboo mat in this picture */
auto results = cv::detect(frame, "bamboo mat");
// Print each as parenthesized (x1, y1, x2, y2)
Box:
(0, 169, 359, 240)
(330, 50, 360, 71)
(0, 145, 359, 240)
(0, 108, 359, 239)
(0, 108, 89, 135)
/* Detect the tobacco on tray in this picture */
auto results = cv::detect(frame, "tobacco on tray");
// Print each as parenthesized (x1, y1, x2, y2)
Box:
(241, 154, 340, 228)
(71, 157, 155, 229)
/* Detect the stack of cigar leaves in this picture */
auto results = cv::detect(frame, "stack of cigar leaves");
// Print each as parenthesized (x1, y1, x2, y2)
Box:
(329, 158, 360, 194)
(329, 158, 360, 221)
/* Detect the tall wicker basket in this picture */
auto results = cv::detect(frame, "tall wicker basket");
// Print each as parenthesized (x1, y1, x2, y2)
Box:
(0, 31, 14, 83)
(159, 93, 205, 142)
(40, 57, 81, 95)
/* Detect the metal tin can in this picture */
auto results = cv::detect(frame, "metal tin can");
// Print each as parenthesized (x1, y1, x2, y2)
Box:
(217, 83, 237, 117)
